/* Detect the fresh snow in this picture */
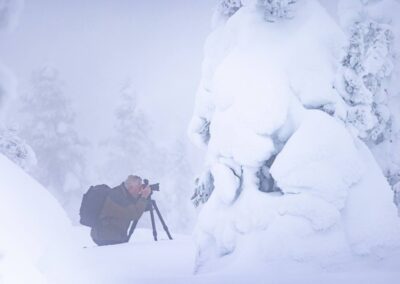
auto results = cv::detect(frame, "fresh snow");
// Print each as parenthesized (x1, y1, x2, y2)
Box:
(0, 154, 89, 283)
(1, 150, 400, 282)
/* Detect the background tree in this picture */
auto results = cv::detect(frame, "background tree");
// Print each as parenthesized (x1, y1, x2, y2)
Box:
(96, 80, 156, 186)
(18, 66, 87, 222)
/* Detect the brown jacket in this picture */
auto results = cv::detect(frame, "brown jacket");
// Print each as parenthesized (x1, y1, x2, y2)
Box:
(90, 183, 148, 245)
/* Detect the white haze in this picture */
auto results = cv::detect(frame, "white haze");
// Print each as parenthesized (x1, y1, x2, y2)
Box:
(0, 0, 215, 151)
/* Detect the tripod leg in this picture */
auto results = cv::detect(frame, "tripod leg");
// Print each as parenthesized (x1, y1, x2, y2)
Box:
(152, 200, 173, 240)
(127, 219, 139, 242)
(149, 202, 158, 241)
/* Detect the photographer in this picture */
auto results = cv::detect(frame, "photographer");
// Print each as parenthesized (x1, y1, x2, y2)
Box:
(90, 175, 151, 246)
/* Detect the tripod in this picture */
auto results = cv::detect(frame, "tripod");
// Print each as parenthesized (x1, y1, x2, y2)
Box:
(127, 199, 173, 241)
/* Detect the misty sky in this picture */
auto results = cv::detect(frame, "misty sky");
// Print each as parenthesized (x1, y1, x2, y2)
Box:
(0, 0, 216, 148)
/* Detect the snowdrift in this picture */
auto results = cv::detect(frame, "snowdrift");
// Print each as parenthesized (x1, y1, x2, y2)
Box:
(0, 154, 87, 283)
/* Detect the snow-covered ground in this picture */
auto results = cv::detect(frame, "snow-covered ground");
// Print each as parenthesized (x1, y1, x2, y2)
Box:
(0, 153, 87, 284)
(74, 227, 400, 284)
(1, 152, 400, 283)
(73, 228, 197, 284)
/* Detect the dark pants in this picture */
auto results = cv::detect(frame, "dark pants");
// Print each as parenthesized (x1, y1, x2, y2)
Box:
(90, 227, 129, 246)
(93, 238, 128, 246)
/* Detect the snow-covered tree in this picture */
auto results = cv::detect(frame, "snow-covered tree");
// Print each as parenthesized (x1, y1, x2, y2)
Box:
(258, 0, 298, 22)
(216, 0, 243, 18)
(0, 125, 36, 170)
(98, 81, 156, 185)
(335, 19, 394, 144)
(189, 0, 400, 271)
(18, 66, 87, 221)
(215, 0, 298, 23)
(334, 0, 400, 210)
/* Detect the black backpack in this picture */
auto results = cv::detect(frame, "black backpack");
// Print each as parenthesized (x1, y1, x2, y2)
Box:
(79, 184, 112, 227)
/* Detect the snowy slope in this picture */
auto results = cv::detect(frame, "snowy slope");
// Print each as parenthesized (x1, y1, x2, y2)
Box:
(0, 153, 88, 284)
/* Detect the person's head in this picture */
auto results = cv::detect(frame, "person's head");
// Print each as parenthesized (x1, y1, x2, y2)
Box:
(124, 175, 142, 197)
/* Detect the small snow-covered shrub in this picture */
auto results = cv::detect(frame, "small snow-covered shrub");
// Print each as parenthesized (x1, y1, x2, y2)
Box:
(0, 126, 36, 170)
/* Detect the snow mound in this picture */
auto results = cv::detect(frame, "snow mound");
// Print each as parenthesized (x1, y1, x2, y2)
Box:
(0, 154, 87, 283)
(272, 110, 400, 255)
(271, 110, 365, 210)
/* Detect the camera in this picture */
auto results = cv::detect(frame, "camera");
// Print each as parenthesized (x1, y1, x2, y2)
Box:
(143, 179, 160, 192)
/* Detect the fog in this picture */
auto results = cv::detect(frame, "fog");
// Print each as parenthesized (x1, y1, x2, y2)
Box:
(0, 0, 215, 147)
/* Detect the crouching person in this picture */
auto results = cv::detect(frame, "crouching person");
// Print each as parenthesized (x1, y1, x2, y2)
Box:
(90, 175, 151, 246)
